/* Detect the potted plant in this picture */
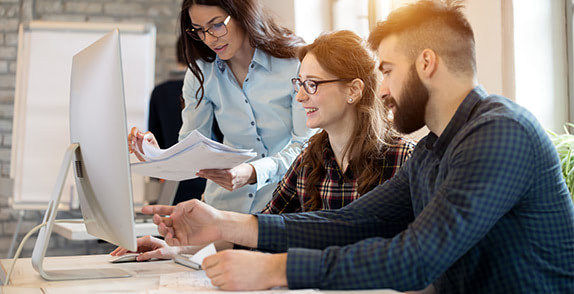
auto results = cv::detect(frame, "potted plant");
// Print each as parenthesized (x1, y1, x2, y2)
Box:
(547, 123, 574, 202)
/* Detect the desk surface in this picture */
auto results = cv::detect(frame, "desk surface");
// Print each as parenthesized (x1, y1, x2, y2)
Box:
(53, 220, 158, 240)
(0, 255, 402, 293)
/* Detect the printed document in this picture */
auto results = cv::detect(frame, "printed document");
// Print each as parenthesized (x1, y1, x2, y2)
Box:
(157, 270, 319, 293)
(131, 130, 256, 181)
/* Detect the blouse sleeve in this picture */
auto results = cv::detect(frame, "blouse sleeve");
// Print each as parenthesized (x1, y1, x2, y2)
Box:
(178, 68, 215, 141)
(250, 92, 317, 190)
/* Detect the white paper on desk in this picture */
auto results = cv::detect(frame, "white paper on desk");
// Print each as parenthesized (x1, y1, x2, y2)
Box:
(160, 270, 217, 290)
(190, 242, 216, 266)
(158, 270, 319, 293)
(131, 130, 256, 181)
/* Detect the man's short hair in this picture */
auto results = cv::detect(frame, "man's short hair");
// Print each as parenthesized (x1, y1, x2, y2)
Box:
(368, 0, 476, 76)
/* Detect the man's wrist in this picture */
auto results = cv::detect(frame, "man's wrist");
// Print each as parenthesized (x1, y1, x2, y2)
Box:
(267, 253, 288, 288)
(220, 211, 258, 248)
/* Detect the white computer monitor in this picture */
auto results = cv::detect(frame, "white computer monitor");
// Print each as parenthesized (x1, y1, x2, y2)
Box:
(31, 29, 137, 281)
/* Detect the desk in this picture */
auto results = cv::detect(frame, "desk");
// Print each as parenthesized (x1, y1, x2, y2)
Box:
(0, 255, 402, 293)
(52, 221, 159, 240)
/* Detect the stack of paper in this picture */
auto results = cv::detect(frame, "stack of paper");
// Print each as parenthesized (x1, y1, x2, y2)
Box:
(131, 130, 256, 181)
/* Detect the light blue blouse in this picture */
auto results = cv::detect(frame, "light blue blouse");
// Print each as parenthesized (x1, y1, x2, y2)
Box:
(180, 48, 314, 213)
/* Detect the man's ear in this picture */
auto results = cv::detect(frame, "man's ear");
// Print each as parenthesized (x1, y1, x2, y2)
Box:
(347, 78, 365, 104)
(418, 49, 438, 79)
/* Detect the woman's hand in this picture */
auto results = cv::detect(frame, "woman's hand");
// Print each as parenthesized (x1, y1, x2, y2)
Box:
(196, 163, 257, 191)
(109, 235, 180, 261)
(128, 127, 158, 162)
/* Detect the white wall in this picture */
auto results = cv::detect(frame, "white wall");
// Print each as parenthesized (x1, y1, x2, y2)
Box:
(260, 0, 296, 31)
(261, 0, 330, 44)
(294, 0, 332, 43)
(513, 0, 569, 132)
(333, 0, 370, 38)
(464, 0, 505, 96)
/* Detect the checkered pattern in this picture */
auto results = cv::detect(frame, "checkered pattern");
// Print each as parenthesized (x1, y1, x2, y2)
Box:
(260, 138, 414, 214)
(257, 86, 574, 292)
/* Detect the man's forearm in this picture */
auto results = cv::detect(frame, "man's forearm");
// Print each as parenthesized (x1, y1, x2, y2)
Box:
(220, 211, 258, 248)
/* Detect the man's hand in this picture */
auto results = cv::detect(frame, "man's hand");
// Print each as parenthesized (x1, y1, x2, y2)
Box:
(143, 199, 224, 246)
(196, 163, 256, 191)
(202, 251, 288, 291)
(143, 200, 260, 248)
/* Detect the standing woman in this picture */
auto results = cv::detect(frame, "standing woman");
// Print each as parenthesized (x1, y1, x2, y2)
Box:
(130, 0, 314, 213)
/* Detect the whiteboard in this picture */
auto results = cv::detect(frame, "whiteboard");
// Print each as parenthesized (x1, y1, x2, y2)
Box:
(10, 21, 156, 210)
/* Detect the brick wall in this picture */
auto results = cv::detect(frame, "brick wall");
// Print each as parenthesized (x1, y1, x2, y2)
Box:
(0, 0, 183, 258)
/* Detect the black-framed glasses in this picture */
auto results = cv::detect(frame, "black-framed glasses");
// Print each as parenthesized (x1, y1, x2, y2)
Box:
(291, 78, 353, 95)
(185, 15, 231, 41)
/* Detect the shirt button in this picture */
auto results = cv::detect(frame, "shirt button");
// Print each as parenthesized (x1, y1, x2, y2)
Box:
(245, 99, 248, 103)
(256, 137, 261, 141)
(262, 154, 266, 158)
(251, 121, 255, 126)
(245, 78, 249, 82)
(250, 63, 254, 69)
(248, 193, 254, 198)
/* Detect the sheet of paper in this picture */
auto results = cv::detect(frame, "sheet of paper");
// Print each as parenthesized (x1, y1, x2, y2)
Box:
(158, 270, 319, 293)
(190, 243, 216, 266)
(140, 133, 164, 160)
(142, 130, 254, 161)
(160, 270, 216, 290)
(131, 130, 256, 181)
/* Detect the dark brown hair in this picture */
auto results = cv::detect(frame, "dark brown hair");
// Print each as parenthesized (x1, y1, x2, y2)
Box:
(368, 0, 476, 75)
(297, 30, 401, 211)
(176, 35, 185, 65)
(179, 0, 304, 107)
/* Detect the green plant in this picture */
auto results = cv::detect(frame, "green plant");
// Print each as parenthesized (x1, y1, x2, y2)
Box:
(547, 123, 574, 202)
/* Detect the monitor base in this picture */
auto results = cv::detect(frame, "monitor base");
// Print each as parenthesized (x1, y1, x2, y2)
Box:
(38, 268, 132, 281)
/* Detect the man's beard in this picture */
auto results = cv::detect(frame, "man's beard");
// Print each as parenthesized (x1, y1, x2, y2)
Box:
(387, 63, 429, 134)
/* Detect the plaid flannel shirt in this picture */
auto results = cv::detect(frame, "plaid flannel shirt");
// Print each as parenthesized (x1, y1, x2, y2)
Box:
(260, 138, 414, 214)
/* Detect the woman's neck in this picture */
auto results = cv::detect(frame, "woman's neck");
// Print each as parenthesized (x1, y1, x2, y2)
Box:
(327, 120, 355, 173)
(226, 38, 255, 87)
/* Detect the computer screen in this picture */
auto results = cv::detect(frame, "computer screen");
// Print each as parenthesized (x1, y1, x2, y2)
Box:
(31, 29, 137, 281)
(69, 29, 137, 251)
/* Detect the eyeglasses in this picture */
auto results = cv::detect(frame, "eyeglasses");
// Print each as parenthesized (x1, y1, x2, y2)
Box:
(186, 15, 231, 41)
(291, 78, 353, 95)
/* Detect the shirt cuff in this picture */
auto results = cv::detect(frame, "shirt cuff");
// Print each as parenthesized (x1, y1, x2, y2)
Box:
(256, 214, 287, 252)
(286, 248, 323, 289)
(250, 157, 278, 191)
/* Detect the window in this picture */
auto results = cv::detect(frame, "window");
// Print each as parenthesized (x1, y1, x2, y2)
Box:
(294, 0, 392, 43)
(513, 0, 569, 131)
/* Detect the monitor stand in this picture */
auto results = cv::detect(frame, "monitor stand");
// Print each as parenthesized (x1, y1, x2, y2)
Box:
(31, 143, 132, 281)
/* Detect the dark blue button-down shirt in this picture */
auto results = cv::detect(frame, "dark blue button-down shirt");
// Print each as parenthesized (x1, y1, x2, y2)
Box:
(257, 86, 574, 293)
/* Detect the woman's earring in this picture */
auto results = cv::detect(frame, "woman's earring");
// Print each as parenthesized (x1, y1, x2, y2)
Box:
(348, 98, 353, 103)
